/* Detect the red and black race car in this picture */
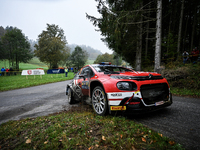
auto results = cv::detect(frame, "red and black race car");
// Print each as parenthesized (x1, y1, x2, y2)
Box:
(66, 62, 172, 116)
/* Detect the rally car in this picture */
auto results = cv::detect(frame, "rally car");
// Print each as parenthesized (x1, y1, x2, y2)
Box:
(66, 62, 172, 116)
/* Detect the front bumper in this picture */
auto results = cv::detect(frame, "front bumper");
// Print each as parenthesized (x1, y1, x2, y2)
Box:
(110, 93, 172, 114)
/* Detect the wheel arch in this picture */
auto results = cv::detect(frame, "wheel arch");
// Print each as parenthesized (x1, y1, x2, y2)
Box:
(90, 81, 105, 98)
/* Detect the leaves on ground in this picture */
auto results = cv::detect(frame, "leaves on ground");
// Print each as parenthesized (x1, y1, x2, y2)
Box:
(0, 105, 184, 150)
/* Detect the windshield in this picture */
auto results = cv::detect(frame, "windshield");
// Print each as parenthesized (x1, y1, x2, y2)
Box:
(93, 65, 133, 73)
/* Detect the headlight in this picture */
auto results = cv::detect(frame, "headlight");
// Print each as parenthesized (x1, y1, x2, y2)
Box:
(117, 82, 137, 91)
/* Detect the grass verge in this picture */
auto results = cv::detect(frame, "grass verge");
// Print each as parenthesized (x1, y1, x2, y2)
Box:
(0, 72, 74, 92)
(0, 105, 184, 150)
(170, 86, 200, 98)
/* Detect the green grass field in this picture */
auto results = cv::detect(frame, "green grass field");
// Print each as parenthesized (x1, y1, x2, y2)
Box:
(0, 58, 95, 70)
(0, 72, 74, 91)
(0, 58, 48, 70)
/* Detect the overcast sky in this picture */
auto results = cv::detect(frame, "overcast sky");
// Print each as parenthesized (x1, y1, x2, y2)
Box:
(0, 0, 112, 54)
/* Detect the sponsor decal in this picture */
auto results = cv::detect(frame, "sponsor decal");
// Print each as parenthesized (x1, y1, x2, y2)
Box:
(111, 93, 122, 97)
(129, 102, 140, 105)
(110, 106, 126, 111)
(82, 81, 89, 89)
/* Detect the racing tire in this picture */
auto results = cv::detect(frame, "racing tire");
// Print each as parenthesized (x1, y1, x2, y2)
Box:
(91, 86, 108, 116)
(68, 88, 75, 104)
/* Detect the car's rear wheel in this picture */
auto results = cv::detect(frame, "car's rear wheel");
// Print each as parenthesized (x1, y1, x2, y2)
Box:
(68, 88, 75, 104)
(92, 86, 108, 116)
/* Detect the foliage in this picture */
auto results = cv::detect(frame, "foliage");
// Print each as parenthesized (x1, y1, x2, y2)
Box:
(161, 62, 200, 97)
(34, 24, 70, 69)
(87, 0, 145, 68)
(94, 53, 114, 64)
(0, 26, 6, 40)
(0, 72, 75, 92)
(87, 0, 200, 69)
(94, 52, 122, 65)
(0, 27, 33, 70)
(0, 105, 184, 150)
(68, 44, 102, 60)
(162, 32, 178, 62)
(69, 46, 89, 69)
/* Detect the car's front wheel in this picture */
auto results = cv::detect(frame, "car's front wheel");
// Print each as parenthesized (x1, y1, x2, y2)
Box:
(68, 88, 75, 104)
(92, 86, 108, 116)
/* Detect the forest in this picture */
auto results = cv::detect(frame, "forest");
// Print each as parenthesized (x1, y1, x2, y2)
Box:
(87, 0, 200, 70)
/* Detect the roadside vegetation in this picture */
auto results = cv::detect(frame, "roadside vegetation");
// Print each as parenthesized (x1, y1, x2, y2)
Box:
(162, 62, 200, 98)
(0, 105, 184, 150)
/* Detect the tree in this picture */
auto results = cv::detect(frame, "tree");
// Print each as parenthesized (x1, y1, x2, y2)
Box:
(94, 53, 114, 64)
(0, 26, 6, 40)
(34, 24, 69, 69)
(154, 0, 162, 72)
(1, 27, 33, 69)
(87, 0, 156, 70)
(177, 0, 185, 59)
(87, 0, 200, 69)
(70, 46, 89, 69)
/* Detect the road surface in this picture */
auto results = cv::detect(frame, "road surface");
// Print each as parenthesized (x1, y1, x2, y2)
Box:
(0, 80, 72, 124)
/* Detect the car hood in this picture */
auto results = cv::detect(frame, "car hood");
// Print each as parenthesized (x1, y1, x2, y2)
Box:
(109, 71, 163, 81)
(120, 71, 160, 76)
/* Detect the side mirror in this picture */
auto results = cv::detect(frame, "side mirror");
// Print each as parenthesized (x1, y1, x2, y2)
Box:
(79, 70, 90, 81)
(79, 74, 86, 81)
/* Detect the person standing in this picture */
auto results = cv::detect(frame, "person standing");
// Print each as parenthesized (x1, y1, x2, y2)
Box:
(65, 67, 68, 77)
(5, 68, 9, 76)
(182, 51, 189, 64)
(1, 67, 6, 76)
(9, 67, 14, 75)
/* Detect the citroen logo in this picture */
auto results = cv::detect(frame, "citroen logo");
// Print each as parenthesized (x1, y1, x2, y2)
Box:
(149, 74, 153, 79)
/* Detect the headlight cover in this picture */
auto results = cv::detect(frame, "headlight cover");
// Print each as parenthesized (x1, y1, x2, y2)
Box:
(117, 82, 137, 91)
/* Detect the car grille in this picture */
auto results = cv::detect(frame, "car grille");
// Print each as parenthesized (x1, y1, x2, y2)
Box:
(140, 83, 169, 105)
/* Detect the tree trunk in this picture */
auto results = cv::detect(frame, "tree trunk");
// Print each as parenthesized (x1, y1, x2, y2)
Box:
(190, 5, 197, 52)
(177, 0, 185, 59)
(145, 4, 150, 59)
(183, 14, 189, 52)
(154, 0, 162, 72)
(135, 2, 143, 71)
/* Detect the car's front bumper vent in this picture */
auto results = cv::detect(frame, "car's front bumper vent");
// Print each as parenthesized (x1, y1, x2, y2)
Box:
(140, 83, 169, 105)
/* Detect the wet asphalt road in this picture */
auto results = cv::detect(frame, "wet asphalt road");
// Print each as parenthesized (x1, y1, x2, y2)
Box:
(129, 96, 200, 150)
(0, 80, 72, 125)
(0, 80, 200, 150)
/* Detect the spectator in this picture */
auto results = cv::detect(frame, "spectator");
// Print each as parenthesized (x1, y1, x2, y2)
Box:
(5, 68, 9, 76)
(182, 51, 189, 64)
(191, 47, 199, 63)
(191, 48, 196, 62)
(9, 67, 14, 75)
(65, 67, 68, 77)
(1, 67, 6, 76)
